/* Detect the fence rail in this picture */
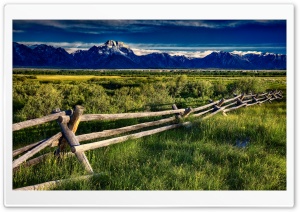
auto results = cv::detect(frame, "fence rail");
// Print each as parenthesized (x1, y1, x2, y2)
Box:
(12, 90, 283, 190)
(12, 110, 73, 131)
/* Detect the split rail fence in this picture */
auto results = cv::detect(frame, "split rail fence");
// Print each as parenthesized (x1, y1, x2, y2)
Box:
(13, 90, 283, 190)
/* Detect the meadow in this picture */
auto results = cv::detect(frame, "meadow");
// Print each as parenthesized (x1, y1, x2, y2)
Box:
(12, 69, 286, 190)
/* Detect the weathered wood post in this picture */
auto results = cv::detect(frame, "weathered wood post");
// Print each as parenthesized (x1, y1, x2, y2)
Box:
(57, 105, 94, 174)
(172, 104, 183, 122)
(53, 109, 70, 155)
(240, 93, 245, 101)
(276, 91, 283, 99)
(55, 106, 83, 154)
(252, 96, 260, 105)
(217, 98, 225, 107)
(212, 98, 224, 112)
(212, 105, 220, 112)
(236, 98, 244, 106)
(263, 93, 269, 99)
(182, 107, 192, 118)
(272, 93, 279, 99)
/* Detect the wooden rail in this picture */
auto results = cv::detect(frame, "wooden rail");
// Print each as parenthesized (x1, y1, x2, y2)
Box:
(12, 90, 283, 190)
(15, 173, 103, 191)
(13, 139, 46, 157)
(12, 117, 177, 157)
(11, 93, 270, 132)
(13, 133, 62, 169)
(74, 122, 191, 153)
(12, 109, 72, 131)
(80, 109, 186, 122)
(76, 116, 176, 142)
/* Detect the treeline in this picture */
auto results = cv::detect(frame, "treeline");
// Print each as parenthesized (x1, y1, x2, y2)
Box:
(13, 69, 286, 77)
(13, 75, 270, 122)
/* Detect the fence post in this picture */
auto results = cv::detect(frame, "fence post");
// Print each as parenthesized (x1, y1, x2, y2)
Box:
(252, 96, 259, 103)
(263, 93, 269, 99)
(212, 105, 220, 112)
(51, 108, 72, 148)
(236, 98, 244, 106)
(212, 98, 225, 112)
(57, 106, 94, 174)
(172, 104, 183, 122)
(182, 107, 192, 118)
(240, 93, 245, 101)
(277, 93, 283, 99)
(55, 106, 79, 155)
(217, 98, 225, 107)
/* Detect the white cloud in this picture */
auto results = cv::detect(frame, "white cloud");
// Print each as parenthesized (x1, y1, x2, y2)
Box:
(131, 48, 163, 55)
(15, 20, 285, 36)
(13, 30, 24, 33)
(64, 48, 88, 53)
(231, 50, 262, 56)
(168, 50, 215, 58)
(132, 48, 215, 58)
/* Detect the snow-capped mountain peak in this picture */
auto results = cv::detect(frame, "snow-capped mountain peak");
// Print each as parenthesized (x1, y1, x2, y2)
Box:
(104, 40, 128, 48)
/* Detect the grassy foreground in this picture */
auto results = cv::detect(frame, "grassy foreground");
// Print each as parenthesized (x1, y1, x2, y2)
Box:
(13, 101, 286, 190)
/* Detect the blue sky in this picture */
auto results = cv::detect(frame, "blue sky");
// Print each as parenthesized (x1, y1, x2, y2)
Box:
(13, 20, 286, 57)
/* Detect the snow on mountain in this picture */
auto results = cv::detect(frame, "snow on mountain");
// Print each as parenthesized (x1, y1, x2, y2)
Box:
(13, 40, 286, 69)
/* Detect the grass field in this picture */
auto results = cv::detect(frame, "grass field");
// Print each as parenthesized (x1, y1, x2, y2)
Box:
(12, 70, 287, 190)
(14, 73, 286, 82)
(13, 101, 286, 190)
(36, 75, 123, 81)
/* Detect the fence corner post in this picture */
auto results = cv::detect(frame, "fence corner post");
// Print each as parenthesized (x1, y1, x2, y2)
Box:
(182, 107, 192, 118)
(217, 98, 225, 107)
(172, 104, 183, 122)
(57, 105, 94, 174)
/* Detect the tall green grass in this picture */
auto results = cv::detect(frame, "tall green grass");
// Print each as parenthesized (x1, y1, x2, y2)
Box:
(13, 101, 286, 190)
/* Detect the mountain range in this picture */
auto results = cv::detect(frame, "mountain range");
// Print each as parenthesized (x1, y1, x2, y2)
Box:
(13, 40, 286, 69)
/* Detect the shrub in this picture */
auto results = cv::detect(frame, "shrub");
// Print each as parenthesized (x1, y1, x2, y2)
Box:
(167, 75, 188, 98)
(26, 75, 37, 79)
(227, 78, 266, 94)
(58, 84, 85, 109)
(142, 82, 174, 111)
(190, 80, 213, 100)
(212, 80, 228, 97)
(15, 84, 63, 120)
(111, 87, 144, 113)
(78, 84, 111, 114)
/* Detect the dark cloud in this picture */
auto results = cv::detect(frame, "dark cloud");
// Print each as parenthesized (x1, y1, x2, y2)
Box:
(13, 20, 286, 35)
(13, 20, 286, 54)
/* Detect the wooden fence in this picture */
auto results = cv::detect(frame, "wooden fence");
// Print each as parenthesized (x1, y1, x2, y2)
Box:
(13, 90, 283, 190)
